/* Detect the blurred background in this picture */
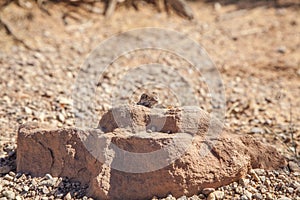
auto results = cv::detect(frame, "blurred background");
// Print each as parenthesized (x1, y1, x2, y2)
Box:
(0, 0, 299, 199)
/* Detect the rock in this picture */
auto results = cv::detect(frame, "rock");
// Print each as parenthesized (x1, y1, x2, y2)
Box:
(189, 195, 200, 200)
(2, 190, 15, 200)
(253, 193, 263, 200)
(15, 196, 22, 200)
(23, 185, 29, 192)
(42, 186, 50, 194)
(278, 197, 292, 200)
(249, 169, 260, 182)
(253, 169, 265, 176)
(4, 174, 14, 181)
(45, 173, 53, 180)
(0, 166, 11, 174)
(57, 113, 65, 123)
(17, 106, 286, 200)
(207, 193, 216, 200)
(287, 187, 294, 193)
(244, 190, 252, 199)
(239, 178, 250, 187)
(235, 186, 243, 194)
(240, 195, 248, 200)
(213, 191, 224, 199)
(214, 2, 222, 12)
(288, 161, 300, 172)
(277, 46, 287, 54)
(250, 127, 265, 134)
(64, 192, 72, 200)
(177, 196, 187, 200)
(166, 194, 176, 200)
(266, 192, 274, 200)
(202, 188, 215, 196)
(24, 106, 32, 114)
(207, 191, 224, 200)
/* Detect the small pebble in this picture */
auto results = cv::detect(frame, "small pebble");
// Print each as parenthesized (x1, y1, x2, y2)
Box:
(202, 188, 215, 196)
(2, 190, 15, 200)
(23, 185, 30, 192)
(278, 197, 292, 200)
(15, 196, 22, 200)
(288, 161, 300, 172)
(177, 195, 187, 200)
(244, 190, 252, 199)
(277, 46, 287, 54)
(24, 106, 32, 114)
(0, 166, 11, 174)
(253, 193, 263, 200)
(45, 173, 53, 180)
(64, 192, 72, 200)
(42, 186, 50, 194)
(239, 178, 250, 187)
(57, 113, 65, 123)
(4, 174, 14, 181)
(250, 127, 265, 134)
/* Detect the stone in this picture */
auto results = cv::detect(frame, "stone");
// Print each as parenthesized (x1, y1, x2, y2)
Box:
(239, 178, 250, 187)
(253, 169, 265, 176)
(277, 46, 287, 54)
(24, 106, 32, 114)
(2, 190, 15, 200)
(213, 191, 224, 199)
(57, 113, 65, 123)
(240, 195, 248, 200)
(189, 195, 200, 200)
(64, 192, 72, 200)
(17, 106, 287, 200)
(207, 191, 224, 200)
(249, 169, 260, 182)
(250, 127, 265, 134)
(15, 196, 22, 200)
(207, 193, 216, 200)
(288, 161, 300, 172)
(177, 196, 187, 200)
(287, 187, 294, 193)
(266, 192, 274, 200)
(202, 188, 215, 196)
(23, 185, 29, 192)
(278, 197, 292, 200)
(3, 174, 13, 181)
(253, 193, 263, 200)
(235, 186, 243, 194)
(244, 190, 252, 199)
(0, 166, 11, 174)
(45, 173, 53, 180)
(42, 186, 50, 194)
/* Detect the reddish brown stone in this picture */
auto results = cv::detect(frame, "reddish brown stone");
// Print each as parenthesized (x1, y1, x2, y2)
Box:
(17, 106, 286, 200)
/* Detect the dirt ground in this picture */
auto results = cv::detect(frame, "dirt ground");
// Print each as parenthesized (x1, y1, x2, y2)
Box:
(0, 0, 299, 199)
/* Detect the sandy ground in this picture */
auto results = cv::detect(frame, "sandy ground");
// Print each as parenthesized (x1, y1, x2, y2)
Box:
(0, 0, 299, 199)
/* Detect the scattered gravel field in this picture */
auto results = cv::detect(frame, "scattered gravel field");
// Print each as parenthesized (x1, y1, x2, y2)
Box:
(0, 0, 299, 199)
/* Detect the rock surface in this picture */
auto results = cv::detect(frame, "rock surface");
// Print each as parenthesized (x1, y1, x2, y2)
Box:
(17, 105, 286, 200)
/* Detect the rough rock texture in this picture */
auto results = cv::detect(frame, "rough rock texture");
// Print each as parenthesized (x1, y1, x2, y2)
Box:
(17, 105, 286, 200)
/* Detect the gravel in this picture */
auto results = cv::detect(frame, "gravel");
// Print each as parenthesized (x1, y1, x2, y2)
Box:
(0, 0, 299, 199)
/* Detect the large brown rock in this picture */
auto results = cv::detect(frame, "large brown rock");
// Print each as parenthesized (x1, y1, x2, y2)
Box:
(17, 105, 286, 200)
